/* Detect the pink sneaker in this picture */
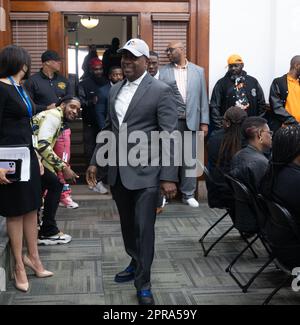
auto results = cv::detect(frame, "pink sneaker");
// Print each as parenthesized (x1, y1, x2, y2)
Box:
(59, 196, 79, 209)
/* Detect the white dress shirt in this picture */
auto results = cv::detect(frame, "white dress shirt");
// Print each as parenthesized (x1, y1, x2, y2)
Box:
(115, 71, 147, 125)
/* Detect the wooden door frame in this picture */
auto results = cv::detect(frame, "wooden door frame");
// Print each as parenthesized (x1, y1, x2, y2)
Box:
(7, 0, 209, 81)
(0, 0, 11, 48)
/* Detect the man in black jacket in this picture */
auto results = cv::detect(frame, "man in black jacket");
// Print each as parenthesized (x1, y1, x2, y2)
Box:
(78, 57, 108, 167)
(269, 55, 300, 132)
(210, 54, 266, 130)
(102, 37, 122, 77)
(230, 117, 272, 234)
(24, 50, 72, 113)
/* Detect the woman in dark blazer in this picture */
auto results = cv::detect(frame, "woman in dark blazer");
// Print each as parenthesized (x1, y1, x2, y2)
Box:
(0, 45, 53, 292)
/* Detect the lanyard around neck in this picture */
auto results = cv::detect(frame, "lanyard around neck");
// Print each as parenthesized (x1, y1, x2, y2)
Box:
(8, 76, 33, 118)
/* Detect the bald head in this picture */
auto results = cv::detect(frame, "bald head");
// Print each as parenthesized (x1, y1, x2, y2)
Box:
(290, 56, 300, 69)
(167, 41, 185, 49)
(290, 55, 300, 79)
(166, 41, 186, 65)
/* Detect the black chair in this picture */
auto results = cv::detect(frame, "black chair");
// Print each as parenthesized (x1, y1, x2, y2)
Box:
(224, 174, 275, 293)
(199, 165, 234, 257)
(261, 198, 300, 305)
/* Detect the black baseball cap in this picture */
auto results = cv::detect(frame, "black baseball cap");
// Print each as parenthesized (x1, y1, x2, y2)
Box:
(41, 50, 61, 63)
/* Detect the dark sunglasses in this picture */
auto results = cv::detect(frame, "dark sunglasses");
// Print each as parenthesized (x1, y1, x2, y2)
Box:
(229, 63, 243, 68)
(165, 47, 178, 53)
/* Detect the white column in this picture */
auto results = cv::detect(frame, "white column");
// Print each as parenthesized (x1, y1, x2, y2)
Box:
(0, 7, 6, 31)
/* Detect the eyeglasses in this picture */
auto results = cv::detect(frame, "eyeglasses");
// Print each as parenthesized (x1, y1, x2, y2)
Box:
(229, 64, 242, 68)
(165, 48, 175, 53)
(165, 47, 181, 53)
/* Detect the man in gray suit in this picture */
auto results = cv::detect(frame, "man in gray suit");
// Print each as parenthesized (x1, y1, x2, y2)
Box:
(159, 41, 209, 208)
(86, 39, 178, 305)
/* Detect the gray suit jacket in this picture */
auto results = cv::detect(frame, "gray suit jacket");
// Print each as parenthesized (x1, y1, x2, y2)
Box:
(159, 62, 209, 131)
(91, 73, 178, 190)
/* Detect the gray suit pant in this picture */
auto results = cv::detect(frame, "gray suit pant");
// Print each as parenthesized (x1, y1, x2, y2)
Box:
(178, 119, 197, 200)
(111, 174, 159, 291)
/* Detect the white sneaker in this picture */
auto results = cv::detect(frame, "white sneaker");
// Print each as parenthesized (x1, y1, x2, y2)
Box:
(90, 181, 108, 194)
(59, 196, 79, 209)
(38, 232, 72, 245)
(161, 196, 168, 208)
(182, 198, 199, 208)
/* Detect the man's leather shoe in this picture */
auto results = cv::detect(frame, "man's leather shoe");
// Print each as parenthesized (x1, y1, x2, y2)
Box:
(114, 266, 135, 283)
(137, 290, 155, 305)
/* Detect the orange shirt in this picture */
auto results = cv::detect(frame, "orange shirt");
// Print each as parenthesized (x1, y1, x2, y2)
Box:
(286, 74, 300, 122)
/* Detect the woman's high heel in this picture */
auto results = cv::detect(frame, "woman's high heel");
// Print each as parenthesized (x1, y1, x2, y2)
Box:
(23, 255, 54, 278)
(14, 272, 29, 292)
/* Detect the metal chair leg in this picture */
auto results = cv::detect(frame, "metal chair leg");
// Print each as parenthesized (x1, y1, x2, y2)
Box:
(226, 235, 259, 275)
(259, 236, 273, 256)
(199, 211, 229, 243)
(201, 224, 235, 257)
(226, 235, 271, 291)
(262, 274, 293, 305)
(199, 210, 234, 257)
(242, 255, 275, 293)
(240, 233, 259, 258)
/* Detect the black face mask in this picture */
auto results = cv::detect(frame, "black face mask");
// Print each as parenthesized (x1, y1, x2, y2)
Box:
(21, 66, 30, 80)
(23, 71, 30, 80)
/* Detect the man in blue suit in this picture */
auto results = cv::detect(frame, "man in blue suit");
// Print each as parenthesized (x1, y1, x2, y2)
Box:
(94, 66, 123, 131)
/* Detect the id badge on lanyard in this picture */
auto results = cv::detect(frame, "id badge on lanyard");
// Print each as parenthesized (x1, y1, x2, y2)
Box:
(32, 135, 38, 148)
(8, 76, 33, 118)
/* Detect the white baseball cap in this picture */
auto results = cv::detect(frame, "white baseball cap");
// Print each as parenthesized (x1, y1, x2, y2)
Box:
(118, 38, 150, 58)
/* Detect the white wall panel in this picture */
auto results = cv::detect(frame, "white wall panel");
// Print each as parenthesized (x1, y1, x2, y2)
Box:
(209, 0, 298, 101)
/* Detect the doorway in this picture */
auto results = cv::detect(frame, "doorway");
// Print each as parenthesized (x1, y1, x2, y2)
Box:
(64, 13, 138, 179)
(65, 14, 138, 92)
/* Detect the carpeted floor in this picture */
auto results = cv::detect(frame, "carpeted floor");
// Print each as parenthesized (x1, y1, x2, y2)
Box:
(1, 186, 299, 305)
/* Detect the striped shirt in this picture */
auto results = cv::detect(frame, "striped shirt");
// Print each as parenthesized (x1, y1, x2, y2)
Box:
(173, 60, 188, 103)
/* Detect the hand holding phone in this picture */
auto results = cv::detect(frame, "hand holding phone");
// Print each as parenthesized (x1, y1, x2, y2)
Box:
(0, 159, 22, 182)
(0, 168, 12, 185)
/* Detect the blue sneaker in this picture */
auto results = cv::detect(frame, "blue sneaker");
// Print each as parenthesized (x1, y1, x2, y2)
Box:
(114, 265, 135, 283)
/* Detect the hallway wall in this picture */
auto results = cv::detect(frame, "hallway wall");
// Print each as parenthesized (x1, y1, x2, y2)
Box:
(209, 0, 300, 100)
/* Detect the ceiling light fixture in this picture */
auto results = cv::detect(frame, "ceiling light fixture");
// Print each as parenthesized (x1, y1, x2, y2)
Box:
(80, 16, 99, 29)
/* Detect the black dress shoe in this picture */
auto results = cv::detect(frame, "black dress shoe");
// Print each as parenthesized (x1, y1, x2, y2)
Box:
(240, 231, 256, 239)
(137, 290, 155, 305)
(114, 266, 135, 283)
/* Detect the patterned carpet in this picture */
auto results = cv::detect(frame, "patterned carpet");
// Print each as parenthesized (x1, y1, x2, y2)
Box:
(0, 188, 299, 305)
